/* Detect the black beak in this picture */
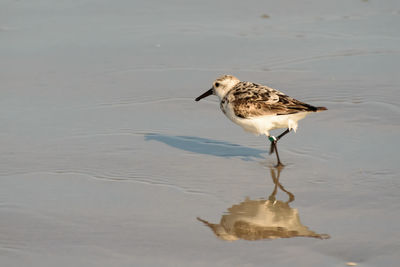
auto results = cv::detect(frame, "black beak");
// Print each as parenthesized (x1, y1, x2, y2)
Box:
(195, 88, 213, 101)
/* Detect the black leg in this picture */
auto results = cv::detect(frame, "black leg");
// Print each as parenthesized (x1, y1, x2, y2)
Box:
(273, 142, 283, 167)
(276, 128, 291, 140)
(268, 128, 291, 166)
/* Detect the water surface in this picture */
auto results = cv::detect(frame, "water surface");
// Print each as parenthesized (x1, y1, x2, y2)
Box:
(1, 0, 400, 266)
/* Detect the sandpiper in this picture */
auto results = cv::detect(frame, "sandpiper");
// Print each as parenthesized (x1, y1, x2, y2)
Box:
(195, 75, 327, 166)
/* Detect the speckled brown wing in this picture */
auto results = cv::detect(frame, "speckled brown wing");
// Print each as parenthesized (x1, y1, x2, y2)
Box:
(224, 82, 318, 118)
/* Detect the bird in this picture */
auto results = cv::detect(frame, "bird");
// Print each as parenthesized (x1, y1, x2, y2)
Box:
(195, 75, 327, 166)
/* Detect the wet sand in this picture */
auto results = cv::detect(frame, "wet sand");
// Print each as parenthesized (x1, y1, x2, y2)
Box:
(1, 0, 400, 266)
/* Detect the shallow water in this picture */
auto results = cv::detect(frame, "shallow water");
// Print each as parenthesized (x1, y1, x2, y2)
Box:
(1, 0, 400, 266)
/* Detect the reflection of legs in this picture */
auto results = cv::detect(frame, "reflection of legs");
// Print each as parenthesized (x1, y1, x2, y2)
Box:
(268, 165, 294, 203)
(268, 167, 279, 202)
(268, 129, 291, 166)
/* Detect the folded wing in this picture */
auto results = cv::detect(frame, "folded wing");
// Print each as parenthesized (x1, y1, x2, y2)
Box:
(226, 82, 318, 118)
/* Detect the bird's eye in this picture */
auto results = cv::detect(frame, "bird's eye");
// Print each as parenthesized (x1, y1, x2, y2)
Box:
(215, 82, 220, 87)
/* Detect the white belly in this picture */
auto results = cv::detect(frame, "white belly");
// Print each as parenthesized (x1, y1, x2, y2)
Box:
(224, 106, 309, 136)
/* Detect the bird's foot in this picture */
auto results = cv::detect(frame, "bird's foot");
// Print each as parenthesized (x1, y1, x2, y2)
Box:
(274, 162, 285, 168)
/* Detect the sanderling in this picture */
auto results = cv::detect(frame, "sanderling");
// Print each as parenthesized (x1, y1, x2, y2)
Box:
(195, 75, 327, 166)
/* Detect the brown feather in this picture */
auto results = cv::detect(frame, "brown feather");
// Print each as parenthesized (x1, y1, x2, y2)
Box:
(223, 82, 320, 118)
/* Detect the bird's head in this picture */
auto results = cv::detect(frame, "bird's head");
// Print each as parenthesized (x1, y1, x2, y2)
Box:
(195, 75, 240, 101)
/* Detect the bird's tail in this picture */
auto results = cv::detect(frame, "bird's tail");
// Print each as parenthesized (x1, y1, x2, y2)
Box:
(316, 106, 327, 112)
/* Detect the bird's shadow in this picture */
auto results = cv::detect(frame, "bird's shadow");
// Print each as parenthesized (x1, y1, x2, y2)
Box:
(145, 133, 265, 161)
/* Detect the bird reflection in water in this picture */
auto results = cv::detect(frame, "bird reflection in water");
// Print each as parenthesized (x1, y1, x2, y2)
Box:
(197, 166, 330, 241)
